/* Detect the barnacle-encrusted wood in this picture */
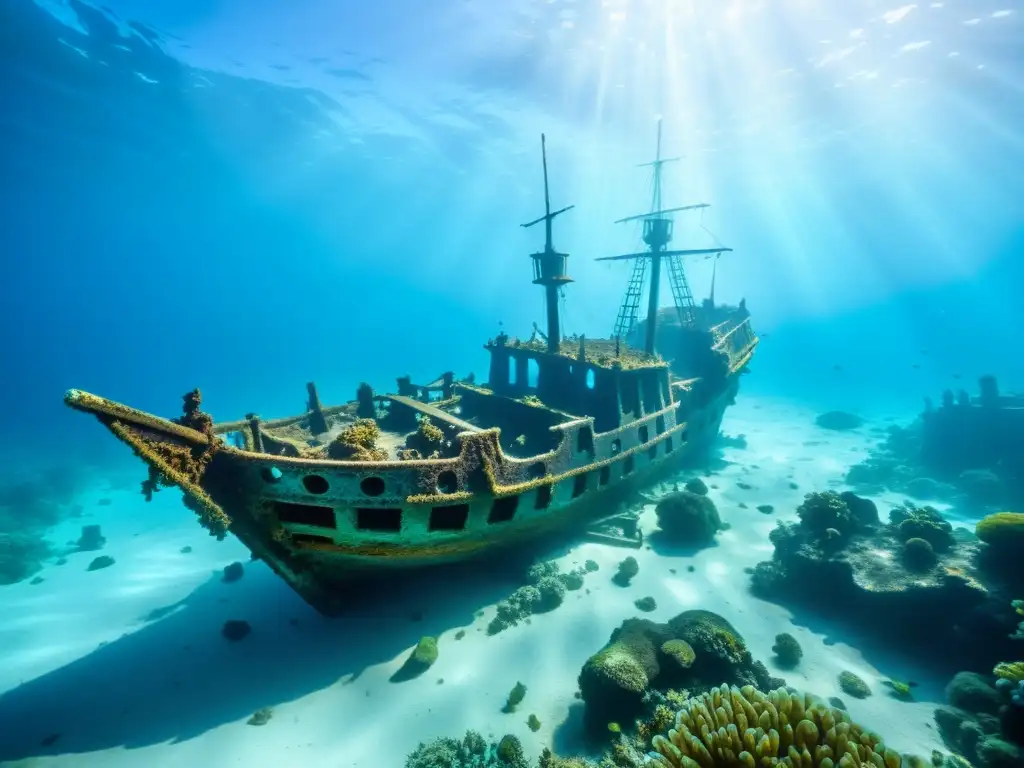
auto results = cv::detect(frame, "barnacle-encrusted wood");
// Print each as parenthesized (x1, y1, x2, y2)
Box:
(648, 684, 904, 768)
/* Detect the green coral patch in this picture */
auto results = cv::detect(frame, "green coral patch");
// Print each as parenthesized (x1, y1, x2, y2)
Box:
(976, 512, 1024, 547)
(660, 639, 696, 669)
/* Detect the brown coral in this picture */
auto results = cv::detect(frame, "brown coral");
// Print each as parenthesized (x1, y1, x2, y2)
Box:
(326, 419, 388, 461)
(178, 388, 214, 437)
(648, 684, 906, 768)
(538, 753, 594, 768)
(639, 703, 679, 743)
(403, 417, 445, 459)
(111, 423, 229, 538)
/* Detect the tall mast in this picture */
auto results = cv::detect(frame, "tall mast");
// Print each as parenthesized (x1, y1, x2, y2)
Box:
(598, 120, 732, 355)
(640, 119, 674, 356)
(709, 254, 718, 307)
(522, 134, 575, 355)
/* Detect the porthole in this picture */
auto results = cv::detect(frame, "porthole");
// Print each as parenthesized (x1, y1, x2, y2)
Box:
(260, 466, 283, 484)
(302, 474, 330, 495)
(437, 470, 459, 494)
(360, 476, 385, 497)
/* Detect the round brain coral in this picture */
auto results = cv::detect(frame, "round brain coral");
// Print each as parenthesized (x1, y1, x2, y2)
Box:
(647, 684, 907, 768)
(901, 538, 937, 571)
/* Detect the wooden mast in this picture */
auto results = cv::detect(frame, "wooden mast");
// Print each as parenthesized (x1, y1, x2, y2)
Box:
(521, 134, 575, 355)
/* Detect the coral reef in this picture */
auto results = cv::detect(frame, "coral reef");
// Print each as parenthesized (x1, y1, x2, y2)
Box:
(661, 640, 697, 670)
(391, 636, 438, 682)
(404, 417, 447, 459)
(614, 557, 640, 587)
(977, 513, 1024, 551)
(577, 609, 781, 735)
(795, 491, 875, 538)
(891, 506, 955, 550)
(751, 493, 1024, 673)
(487, 559, 588, 635)
(771, 633, 802, 669)
(504, 682, 527, 713)
(994, 663, 1024, 684)
(325, 418, 389, 461)
(538, 752, 594, 768)
(655, 492, 724, 547)
(975, 513, 1024, 589)
(948, 672, 1003, 714)
(536, 577, 567, 611)
(561, 571, 585, 591)
(636, 597, 658, 612)
(838, 671, 872, 699)
(488, 586, 542, 635)
(405, 730, 529, 768)
(902, 538, 938, 571)
(935, 668, 1024, 768)
(646, 684, 914, 768)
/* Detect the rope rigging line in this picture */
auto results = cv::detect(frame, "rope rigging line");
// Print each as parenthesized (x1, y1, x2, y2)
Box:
(698, 206, 726, 251)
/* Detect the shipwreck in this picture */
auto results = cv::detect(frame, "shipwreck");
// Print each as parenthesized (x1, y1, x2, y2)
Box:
(65, 123, 758, 614)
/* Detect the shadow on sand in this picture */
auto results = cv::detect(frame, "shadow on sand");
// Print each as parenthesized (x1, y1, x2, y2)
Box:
(646, 529, 723, 558)
(779, 601, 952, 707)
(0, 548, 542, 761)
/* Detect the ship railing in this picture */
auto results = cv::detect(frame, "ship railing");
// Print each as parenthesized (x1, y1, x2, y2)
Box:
(712, 318, 757, 367)
(709, 318, 732, 345)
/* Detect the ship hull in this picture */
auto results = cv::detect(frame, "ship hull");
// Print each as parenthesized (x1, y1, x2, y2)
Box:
(64, 360, 747, 615)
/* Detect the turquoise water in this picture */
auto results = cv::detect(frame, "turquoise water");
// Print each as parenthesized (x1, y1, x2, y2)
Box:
(1, 1, 1023, 766)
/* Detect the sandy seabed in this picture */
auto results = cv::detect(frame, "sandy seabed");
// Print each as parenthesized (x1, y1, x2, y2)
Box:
(0, 395, 969, 768)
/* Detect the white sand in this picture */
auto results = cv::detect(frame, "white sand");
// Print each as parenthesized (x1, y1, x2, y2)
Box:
(0, 396, 966, 767)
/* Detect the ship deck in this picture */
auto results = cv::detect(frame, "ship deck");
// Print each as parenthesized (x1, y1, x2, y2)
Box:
(219, 385, 582, 463)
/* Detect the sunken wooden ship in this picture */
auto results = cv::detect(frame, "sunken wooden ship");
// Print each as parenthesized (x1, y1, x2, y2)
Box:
(64, 125, 757, 615)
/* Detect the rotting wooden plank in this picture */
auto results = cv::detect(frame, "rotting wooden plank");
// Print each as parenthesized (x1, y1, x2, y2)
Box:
(387, 394, 482, 433)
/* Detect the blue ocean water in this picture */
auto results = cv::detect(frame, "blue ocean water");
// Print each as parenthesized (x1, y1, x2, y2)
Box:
(1, 0, 1023, 766)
